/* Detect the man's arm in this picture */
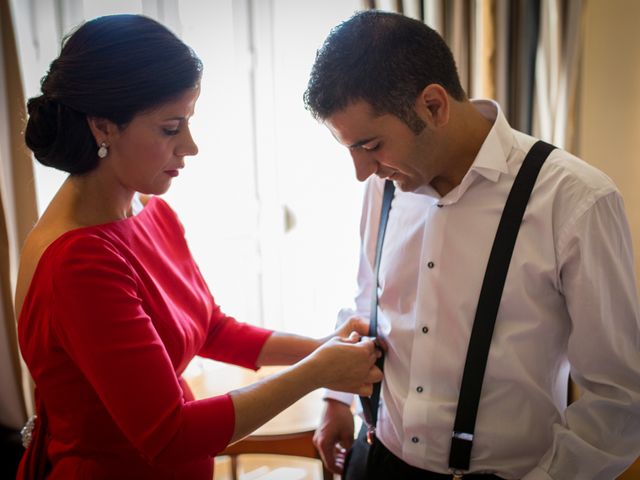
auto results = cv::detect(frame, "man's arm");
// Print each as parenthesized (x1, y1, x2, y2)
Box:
(313, 398, 356, 474)
(523, 192, 640, 480)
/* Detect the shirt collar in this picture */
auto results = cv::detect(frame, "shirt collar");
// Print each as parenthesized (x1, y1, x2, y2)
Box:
(414, 99, 514, 201)
(468, 99, 514, 182)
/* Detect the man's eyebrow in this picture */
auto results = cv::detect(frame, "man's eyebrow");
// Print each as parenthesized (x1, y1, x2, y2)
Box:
(348, 137, 378, 149)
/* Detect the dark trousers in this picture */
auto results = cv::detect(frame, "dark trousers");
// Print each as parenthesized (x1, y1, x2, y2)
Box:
(344, 425, 505, 480)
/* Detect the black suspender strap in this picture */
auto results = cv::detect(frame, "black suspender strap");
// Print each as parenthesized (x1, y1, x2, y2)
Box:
(448, 140, 556, 474)
(359, 179, 395, 443)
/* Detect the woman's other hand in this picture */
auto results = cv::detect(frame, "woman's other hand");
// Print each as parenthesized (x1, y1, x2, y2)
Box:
(305, 333, 383, 396)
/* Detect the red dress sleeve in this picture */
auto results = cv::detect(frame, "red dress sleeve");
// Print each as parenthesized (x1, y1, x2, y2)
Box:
(51, 234, 234, 464)
(199, 304, 272, 370)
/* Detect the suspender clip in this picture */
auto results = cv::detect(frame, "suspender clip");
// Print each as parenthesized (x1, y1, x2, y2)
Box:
(366, 426, 376, 445)
(449, 469, 465, 479)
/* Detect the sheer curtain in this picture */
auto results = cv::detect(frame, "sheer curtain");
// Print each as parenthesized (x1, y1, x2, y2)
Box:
(0, 0, 39, 431)
(533, 0, 586, 151)
(0, 0, 37, 428)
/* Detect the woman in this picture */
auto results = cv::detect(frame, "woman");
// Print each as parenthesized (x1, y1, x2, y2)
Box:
(15, 14, 381, 479)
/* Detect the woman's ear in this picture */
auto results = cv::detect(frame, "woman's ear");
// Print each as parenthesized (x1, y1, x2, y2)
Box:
(86, 116, 114, 145)
(415, 84, 450, 128)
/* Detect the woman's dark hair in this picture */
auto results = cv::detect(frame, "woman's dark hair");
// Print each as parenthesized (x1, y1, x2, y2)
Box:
(304, 10, 466, 133)
(25, 14, 203, 174)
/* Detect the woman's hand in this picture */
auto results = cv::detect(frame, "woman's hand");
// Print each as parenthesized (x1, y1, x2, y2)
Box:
(229, 331, 382, 443)
(331, 316, 371, 339)
(322, 316, 387, 354)
(305, 332, 383, 396)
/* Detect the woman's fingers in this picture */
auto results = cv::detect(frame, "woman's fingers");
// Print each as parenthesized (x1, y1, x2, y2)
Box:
(347, 316, 371, 337)
(346, 331, 361, 343)
(370, 366, 383, 382)
(314, 335, 384, 394)
(357, 383, 373, 397)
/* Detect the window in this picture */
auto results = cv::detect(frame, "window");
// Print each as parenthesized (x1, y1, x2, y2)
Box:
(14, 0, 363, 337)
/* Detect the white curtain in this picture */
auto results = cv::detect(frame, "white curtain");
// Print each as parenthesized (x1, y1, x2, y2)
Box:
(0, 0, 39, 429)
(532, 0, 586, 152)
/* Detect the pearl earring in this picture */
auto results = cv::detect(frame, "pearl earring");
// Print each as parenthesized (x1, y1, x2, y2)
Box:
(97, 142, 109, 159)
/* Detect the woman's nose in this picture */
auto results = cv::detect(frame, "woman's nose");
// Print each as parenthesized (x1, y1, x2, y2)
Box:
(177, 127, 199, 157)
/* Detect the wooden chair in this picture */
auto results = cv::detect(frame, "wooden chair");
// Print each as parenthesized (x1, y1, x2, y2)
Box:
(619, 458, 640, 480)
(220, 429, 332, 480)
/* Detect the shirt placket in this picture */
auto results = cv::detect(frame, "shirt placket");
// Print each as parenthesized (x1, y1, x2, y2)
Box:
(402, 198, 448, 462)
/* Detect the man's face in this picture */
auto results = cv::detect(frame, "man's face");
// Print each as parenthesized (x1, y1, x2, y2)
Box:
(325, 100, 438, 192)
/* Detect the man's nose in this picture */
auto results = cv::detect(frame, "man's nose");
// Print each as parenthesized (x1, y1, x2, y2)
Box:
(351, 151, 378, 182)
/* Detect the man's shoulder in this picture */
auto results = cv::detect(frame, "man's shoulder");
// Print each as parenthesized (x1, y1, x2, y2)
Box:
(512, 131, 618, 199)
(541, 147, 618, 200)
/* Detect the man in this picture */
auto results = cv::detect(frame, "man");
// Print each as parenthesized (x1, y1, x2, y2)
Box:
(304, 10, 640, 480)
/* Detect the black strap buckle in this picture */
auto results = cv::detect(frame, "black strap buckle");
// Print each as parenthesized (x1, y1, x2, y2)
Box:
(449, 431, 474, 472)
(366, 426, 376, 445)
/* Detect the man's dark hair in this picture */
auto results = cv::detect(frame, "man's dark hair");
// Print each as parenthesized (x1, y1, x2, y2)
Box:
(304, 10, 466, 133)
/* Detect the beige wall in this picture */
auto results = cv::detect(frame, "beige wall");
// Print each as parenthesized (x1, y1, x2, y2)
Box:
(579, 0, 640, 292)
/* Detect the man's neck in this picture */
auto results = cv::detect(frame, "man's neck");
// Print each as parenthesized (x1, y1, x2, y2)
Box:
(431, 101, 493, 197)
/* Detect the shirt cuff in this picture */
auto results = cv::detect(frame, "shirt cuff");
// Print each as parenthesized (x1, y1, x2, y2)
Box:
(322, 388, 354, 406)
(336, 308, 357, 326)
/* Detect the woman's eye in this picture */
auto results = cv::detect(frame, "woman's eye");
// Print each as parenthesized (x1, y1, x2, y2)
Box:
(363, 143, 380, 152)
(163, 128, 180, 136)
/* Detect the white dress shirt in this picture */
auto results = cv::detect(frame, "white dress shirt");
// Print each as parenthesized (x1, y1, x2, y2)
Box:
(326, 100, 640, 479)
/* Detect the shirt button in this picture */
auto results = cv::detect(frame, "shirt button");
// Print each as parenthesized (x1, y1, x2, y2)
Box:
(427, 261, 435, 269)
(416, 386, 423, 393)
(411, 436, 419, 443)
(422, 326, 429, 334)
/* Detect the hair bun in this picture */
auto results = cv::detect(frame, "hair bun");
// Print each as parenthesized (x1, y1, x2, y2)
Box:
(26, 94, 61, 120)
(25, 95, 60, 164)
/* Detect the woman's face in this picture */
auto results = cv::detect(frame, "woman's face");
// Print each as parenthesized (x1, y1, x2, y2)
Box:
(104, 85, 200, 195)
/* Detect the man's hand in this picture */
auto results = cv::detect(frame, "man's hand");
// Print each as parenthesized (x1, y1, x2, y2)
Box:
(313, 399, 355, 474)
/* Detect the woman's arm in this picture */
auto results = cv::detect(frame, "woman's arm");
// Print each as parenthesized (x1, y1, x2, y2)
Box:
(255, 316, 372, 366)
(254, 332, 321, 366)
(229, 334, 380, 443)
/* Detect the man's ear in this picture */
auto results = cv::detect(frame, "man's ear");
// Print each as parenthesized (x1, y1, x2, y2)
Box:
(415, 84, 450, 128)
(86, 116, 114, 145)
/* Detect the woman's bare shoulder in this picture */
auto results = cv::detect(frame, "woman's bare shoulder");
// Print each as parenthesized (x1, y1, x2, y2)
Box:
(15, 214, 79, 316)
